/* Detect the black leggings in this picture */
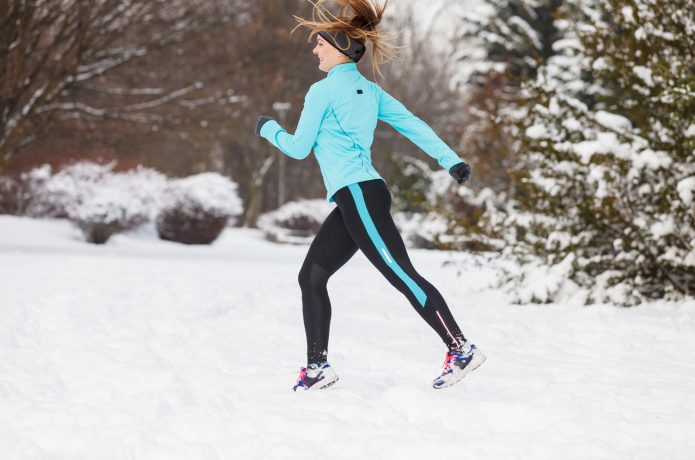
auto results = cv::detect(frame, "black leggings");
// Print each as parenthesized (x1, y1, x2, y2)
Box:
(298, 178, 467, 366)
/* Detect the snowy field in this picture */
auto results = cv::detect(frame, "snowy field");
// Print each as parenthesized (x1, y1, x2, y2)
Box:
(1, 215, 694, 459)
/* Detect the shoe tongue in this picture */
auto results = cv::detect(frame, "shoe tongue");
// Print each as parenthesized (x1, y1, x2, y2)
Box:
(456, 341, 472, 354)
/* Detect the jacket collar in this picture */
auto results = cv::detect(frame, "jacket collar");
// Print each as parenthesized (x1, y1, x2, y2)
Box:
(327, 61, 358, 77)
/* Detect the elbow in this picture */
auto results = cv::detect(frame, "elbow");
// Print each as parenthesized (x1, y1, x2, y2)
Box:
(286, 144, 311, 160)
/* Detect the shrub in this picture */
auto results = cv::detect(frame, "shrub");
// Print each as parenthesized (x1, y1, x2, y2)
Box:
(156, 172, 243, 245)
(55, 162, 167, 244)
(391, 160, 509, 251)
(0, 176, 20, 215)
(0, 165, 53, 216)
(28, 162, 116, 218)
(13, 161, 168, 244)
(257, 199, 335, 244)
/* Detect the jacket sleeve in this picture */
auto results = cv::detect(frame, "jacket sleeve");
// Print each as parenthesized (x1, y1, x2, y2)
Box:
(259, 83, 329, 160)
(376, 85, 464, 170)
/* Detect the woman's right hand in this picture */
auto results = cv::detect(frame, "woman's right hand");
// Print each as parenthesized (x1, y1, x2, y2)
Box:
(255, 115, 274, 136)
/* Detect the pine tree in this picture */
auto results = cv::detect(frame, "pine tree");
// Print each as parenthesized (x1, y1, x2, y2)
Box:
(450, 1, 565, 197)
(507, 0, 694, 305)
(457, 0, 564, 89)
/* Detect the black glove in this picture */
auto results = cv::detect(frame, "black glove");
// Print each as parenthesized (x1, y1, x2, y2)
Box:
(255, 115, 274, 136)
(449, 162, 471, 184)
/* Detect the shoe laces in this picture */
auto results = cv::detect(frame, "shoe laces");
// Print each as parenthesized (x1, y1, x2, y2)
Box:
(441, 351, 456, 372)
(295, 367, 308, 386)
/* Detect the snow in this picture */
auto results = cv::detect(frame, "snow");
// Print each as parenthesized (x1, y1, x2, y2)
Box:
(677, 176, 695, 206)
(595, 110, 632, 132)
(526, 124, 549, 139)
(633, 148, 673, 170)
(1, 215, 695, 459)
(650, 215, 675, 239)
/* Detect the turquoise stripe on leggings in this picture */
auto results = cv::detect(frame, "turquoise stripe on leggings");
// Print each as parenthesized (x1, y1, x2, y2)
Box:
(348, 183, 427, 307)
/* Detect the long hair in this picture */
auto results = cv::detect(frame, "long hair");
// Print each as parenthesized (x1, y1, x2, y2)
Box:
(291, 0, 401, 79)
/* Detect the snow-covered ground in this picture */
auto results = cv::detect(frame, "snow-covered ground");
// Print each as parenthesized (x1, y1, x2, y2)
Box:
(1, 215, 694, 459)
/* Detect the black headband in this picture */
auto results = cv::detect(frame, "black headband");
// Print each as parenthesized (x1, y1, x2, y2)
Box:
(318, 30, 366, 63)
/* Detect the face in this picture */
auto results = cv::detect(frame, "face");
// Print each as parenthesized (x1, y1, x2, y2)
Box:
(313, 35, 350, 72)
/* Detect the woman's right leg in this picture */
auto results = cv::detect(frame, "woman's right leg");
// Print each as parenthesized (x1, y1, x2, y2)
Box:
(298, 205, 358, 367)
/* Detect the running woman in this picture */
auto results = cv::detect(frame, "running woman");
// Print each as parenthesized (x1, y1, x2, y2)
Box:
(254, 0, 485, 390)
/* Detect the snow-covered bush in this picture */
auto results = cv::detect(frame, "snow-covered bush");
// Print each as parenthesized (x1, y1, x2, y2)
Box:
(257, 199, 335, 244)
(156, 172, 243, 245)
(391, 158, 509, 251)
(0, 176, 20, 215)
(27, 162, 116, 218)
(503, 0, 694, 305)
(393, 211, 450, 250)
(41, 162, 167, 243)
(70, 168, 167, 244)
(0, 165, 53, 216)
(6, 161, 168, 243)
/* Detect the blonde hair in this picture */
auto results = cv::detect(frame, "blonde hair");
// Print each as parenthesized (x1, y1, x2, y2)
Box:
(291, 0, 401, 79)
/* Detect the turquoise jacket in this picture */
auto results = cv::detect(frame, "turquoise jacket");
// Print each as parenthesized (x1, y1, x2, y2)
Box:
(259, 61, 464, 202)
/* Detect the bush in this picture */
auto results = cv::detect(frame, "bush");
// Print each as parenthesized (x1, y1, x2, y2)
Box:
(257, 199, 335, 244)
(57, 162, 167, 244)
(0, 165, 53, 216)
(156, 172, 243, 245)
(26, 162, 112, 218)
(0, 176, 20, 215)
(5, 161, 168, 244)
(390, 159, 509, 251)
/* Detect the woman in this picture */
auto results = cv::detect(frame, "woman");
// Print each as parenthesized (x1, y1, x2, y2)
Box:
(255, 0, 484, 390)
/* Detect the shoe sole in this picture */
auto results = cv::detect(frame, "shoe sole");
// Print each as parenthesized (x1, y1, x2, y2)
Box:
(433, 351, 486, 389)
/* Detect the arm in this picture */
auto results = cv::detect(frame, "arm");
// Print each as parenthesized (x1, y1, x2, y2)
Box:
(258, 83, 329, 160)
(377, 86, 464, 171)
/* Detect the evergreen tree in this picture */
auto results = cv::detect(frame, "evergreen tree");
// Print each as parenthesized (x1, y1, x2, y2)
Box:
(448, 0, 565, 197)
(457, 0, 564, 89)
(507, 0, 694, 305)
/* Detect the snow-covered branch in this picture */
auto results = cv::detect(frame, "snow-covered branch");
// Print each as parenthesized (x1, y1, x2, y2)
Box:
(0, 0, 204, 172)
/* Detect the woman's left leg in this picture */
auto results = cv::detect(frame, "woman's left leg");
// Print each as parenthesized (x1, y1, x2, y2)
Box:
(332, 179, 468, 350)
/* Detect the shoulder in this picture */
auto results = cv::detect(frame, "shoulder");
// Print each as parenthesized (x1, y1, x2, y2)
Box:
(307, 79, 330, 98)
(365, 79, 386, 98)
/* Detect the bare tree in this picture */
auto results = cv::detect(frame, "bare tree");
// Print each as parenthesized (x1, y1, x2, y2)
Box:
(0, 0, 209, 173)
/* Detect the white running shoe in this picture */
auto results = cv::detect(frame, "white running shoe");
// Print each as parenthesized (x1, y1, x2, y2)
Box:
(292, 362, 339, 391)
(432, 342, 486, 389)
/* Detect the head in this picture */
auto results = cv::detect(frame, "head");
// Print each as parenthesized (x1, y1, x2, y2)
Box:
(313, 34, 352, 72)
(292, 0, 400, 79)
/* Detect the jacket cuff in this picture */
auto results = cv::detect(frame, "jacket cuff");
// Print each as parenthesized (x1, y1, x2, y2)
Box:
(260, 119, 283, 140)
(440, 156, 465, 171)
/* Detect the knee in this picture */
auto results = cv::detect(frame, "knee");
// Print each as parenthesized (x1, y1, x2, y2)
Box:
(298, 264, 311, 290)
(298, 262, 330, 290)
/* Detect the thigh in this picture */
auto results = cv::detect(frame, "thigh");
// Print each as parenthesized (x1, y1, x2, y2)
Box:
(301, 204, 358, 275)
(333, 179, 426, 305)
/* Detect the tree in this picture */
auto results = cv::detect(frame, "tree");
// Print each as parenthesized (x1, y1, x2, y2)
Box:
(0, 0, 212, 173)
(507, 0, 694, 305)
(448, 0, 566, 196)
(457, 0, 564, 89)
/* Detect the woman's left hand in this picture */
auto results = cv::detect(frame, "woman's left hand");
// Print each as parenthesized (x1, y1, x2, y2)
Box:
(449, 162, 471, 184)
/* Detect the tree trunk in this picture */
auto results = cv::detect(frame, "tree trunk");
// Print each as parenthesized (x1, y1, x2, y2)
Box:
(243, 156, 274, 228)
